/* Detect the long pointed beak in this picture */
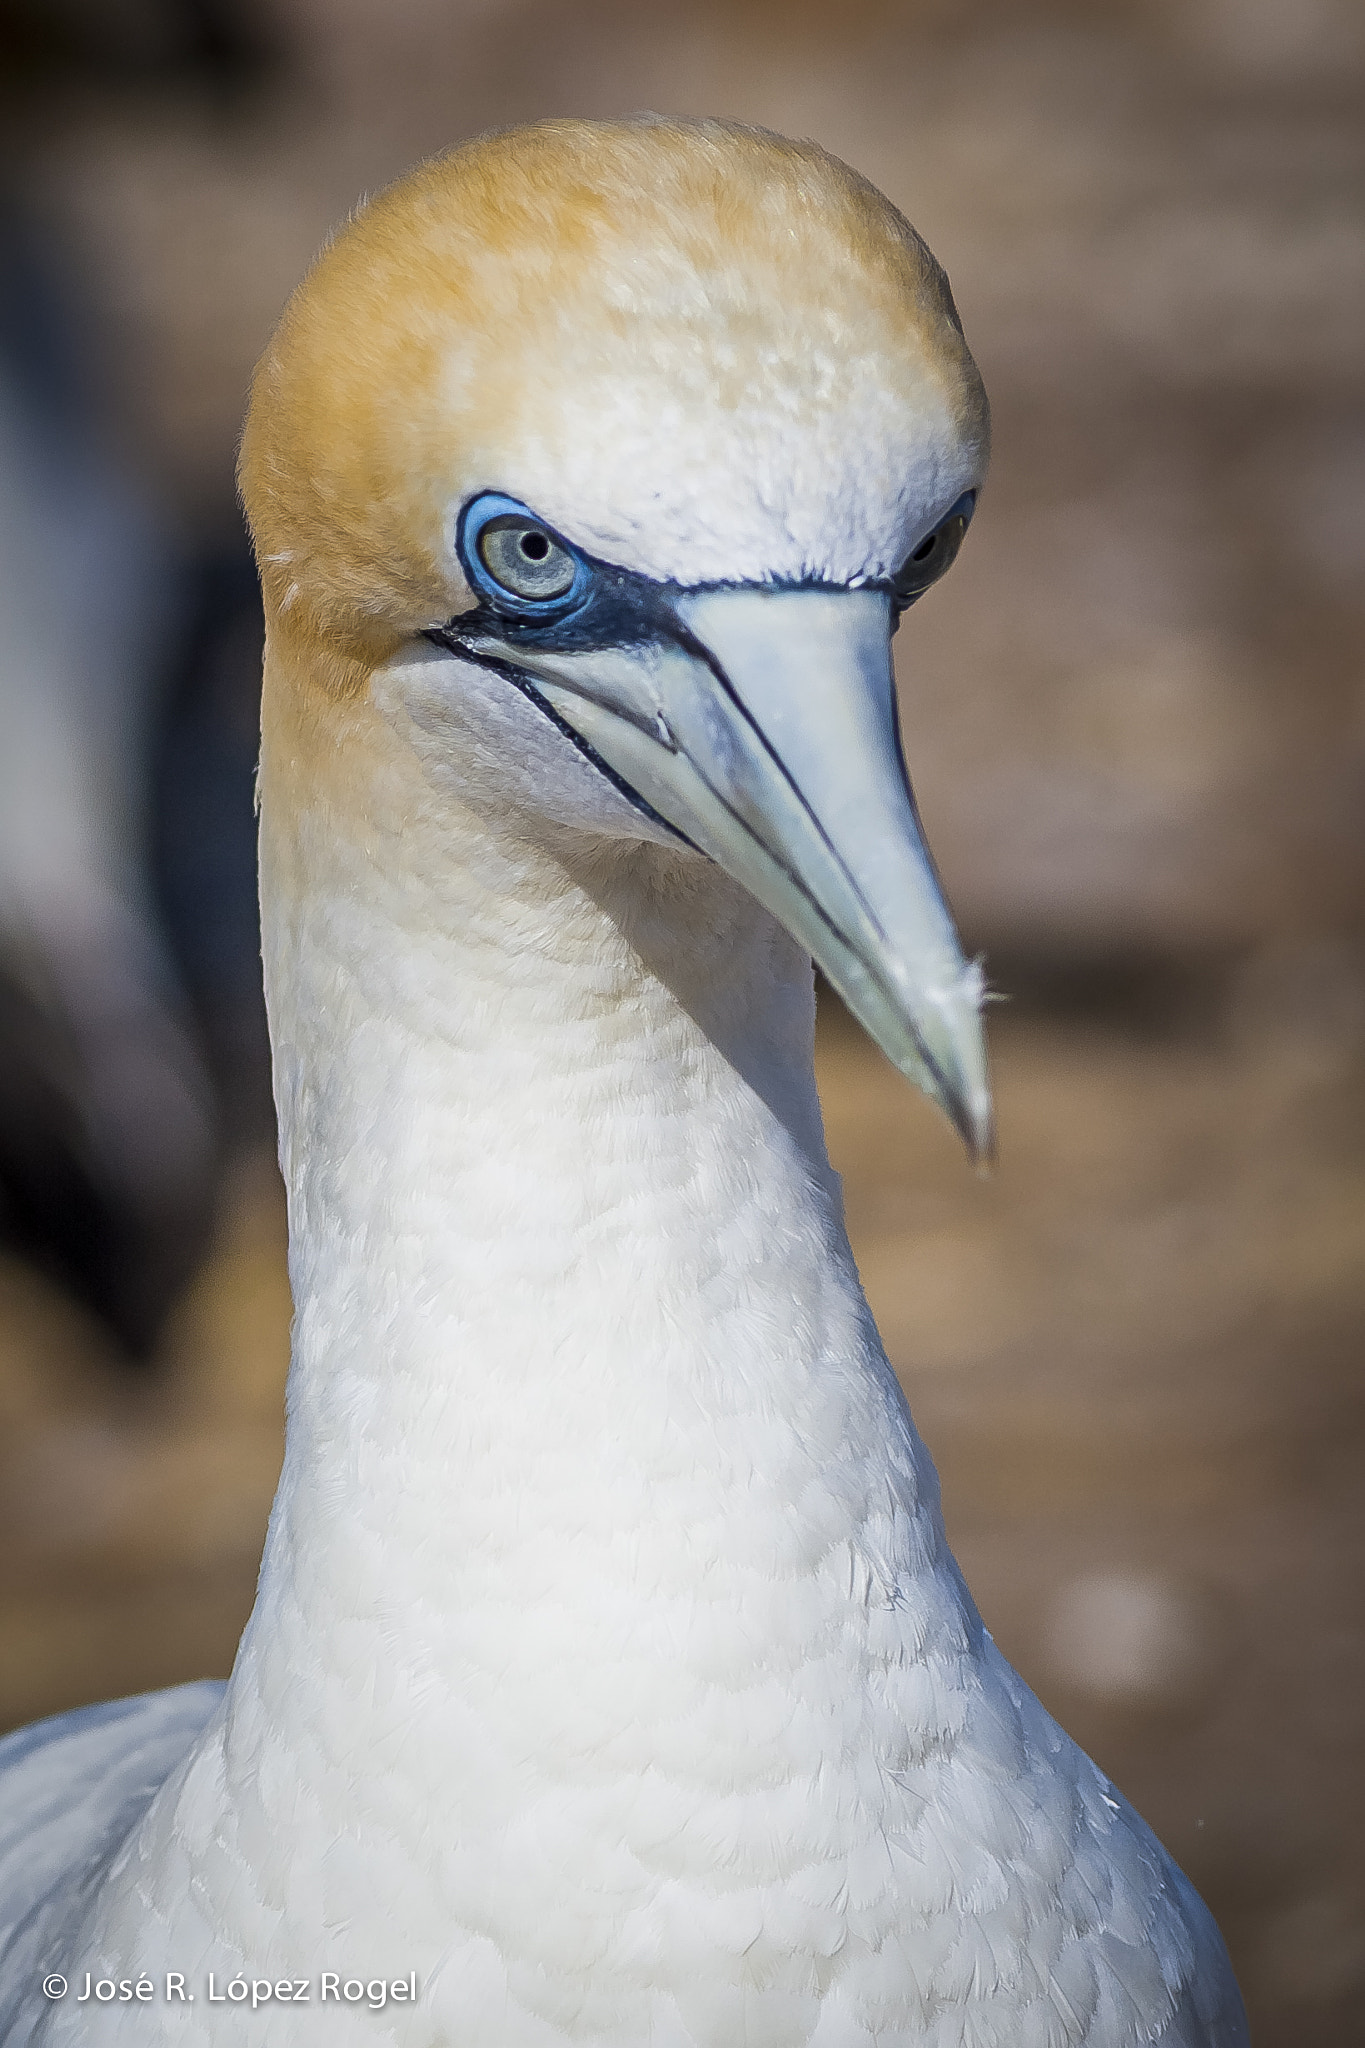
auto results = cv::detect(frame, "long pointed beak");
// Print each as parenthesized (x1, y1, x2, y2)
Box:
(490, 586, 992, 1157)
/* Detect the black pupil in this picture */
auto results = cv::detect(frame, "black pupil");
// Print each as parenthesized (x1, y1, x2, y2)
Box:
(520, 531, 551, 561)
(910, 530, 939, 563)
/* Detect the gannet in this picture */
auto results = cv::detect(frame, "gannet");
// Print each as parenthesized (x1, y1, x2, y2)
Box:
(0, 118, 1247, 2047)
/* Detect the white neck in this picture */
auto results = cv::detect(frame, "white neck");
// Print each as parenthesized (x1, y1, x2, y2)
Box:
(251, 728, 960, 1680)
(86, 665, 983, 2015)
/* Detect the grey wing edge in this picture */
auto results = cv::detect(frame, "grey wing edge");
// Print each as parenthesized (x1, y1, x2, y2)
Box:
(0, 1682, 225, 2040)
(1159, 1856, 1250, 2048)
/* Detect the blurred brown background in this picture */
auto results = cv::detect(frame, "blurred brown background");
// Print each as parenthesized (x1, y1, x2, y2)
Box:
(0, 2, 1362, 2042)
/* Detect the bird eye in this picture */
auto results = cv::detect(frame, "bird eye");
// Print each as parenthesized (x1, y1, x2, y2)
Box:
(476, 517, 578, 602)
(892, 491, 976, 608)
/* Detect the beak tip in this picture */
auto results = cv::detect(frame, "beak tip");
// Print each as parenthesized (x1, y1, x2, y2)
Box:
(970, 1103, 997, 1175)
(947, 1081, 995, 1171)
(919, 958, 993, 1168)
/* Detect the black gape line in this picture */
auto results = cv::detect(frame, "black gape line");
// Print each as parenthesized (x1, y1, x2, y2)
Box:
(424, 478, 974, 914)
(662, 612, 892, 951)
(421, 620, 692, 843)
(421, 488, 976, 1108)
(424, 609, 958, 1116)
(421, 485, 976, 807)
(423, 492, 698, 835)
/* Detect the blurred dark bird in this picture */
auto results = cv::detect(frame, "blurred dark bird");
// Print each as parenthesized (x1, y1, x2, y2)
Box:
(0, 205, 217, 1358)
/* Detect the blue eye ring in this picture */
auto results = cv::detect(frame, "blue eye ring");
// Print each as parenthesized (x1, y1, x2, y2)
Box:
(456, 493, 593, 619)
(891, 489, 977, 611)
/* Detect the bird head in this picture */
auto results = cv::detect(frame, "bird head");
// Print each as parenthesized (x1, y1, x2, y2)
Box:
(240, 116, 993, 1156)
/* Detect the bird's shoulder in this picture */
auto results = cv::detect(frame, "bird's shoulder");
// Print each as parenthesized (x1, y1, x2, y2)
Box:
(0, 1683, 223, 2039)
(984, 1648, 1249, 2047)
